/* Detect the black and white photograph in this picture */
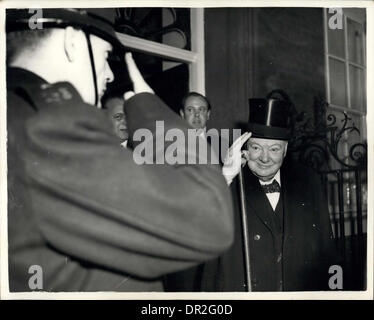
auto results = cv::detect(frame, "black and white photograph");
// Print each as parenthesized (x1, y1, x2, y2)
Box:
(0, 0, 372, 300)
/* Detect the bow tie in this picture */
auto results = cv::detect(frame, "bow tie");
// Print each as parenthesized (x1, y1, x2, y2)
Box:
(261, 180, 281, 193)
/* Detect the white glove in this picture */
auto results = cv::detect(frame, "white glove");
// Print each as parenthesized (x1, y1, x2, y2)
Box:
(222, 132, 251, 185)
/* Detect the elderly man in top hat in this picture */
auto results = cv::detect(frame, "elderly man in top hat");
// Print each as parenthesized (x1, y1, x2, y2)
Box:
(201, 92, 338, 291)
(6, 8, 233, 292)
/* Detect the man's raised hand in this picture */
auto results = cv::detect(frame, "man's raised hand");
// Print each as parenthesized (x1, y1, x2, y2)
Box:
(123, 52, 154, 100)
(222, 132, 251, 186)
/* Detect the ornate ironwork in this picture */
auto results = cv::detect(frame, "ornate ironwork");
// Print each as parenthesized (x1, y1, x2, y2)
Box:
(288, 95, 367, 172)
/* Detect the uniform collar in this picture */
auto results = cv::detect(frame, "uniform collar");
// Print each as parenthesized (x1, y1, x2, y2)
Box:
(7, 67, 47, 89)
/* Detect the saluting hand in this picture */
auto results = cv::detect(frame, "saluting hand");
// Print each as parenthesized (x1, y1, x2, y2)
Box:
(123, 53, 154, 100)
(222, 132, 251, 186)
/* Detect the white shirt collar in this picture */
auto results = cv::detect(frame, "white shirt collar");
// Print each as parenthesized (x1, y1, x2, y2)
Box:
(121, 140, 128, 148)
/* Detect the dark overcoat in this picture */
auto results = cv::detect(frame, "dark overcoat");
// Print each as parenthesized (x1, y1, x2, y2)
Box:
(163, 134, 229, 292)
(200, 160, 338, 291)
(7, 67, 234, 292)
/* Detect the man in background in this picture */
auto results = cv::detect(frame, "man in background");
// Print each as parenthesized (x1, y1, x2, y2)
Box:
(163, 92, 226, 291)
(179, 92, 211, 131)
(104, 96, 129, 148)
(179, 91, 228, 165)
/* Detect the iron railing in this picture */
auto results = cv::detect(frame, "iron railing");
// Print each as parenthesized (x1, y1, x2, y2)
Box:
(288, 95, 367, 290)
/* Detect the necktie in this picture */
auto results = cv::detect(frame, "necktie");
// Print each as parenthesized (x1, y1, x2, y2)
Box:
(262, 179, 281, 193)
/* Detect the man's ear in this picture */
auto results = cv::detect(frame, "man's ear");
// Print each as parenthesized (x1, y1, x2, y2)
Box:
(64, 26, 80, 62)
(207, 110, 211, 120)
(179, 109, 185, 119)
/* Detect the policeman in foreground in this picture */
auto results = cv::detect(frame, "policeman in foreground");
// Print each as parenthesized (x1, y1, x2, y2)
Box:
(6, 9, 234, 291)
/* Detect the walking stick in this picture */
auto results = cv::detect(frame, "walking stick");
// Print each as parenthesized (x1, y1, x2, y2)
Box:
(238, 168, 252, 292)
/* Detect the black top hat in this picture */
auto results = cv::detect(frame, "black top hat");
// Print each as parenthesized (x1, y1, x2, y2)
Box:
(247, 97, 293, 140)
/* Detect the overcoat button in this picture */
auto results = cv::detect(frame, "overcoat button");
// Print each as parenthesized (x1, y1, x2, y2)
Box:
(254, 234, 261, 241)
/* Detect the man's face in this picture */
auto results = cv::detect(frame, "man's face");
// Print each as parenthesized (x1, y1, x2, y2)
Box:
(246, 137, 288, 182)
(71, 31, 114, 107)
(180, 96, 210, 129)
(106, 98, 129, 142)
(91, 36, 115, 105)
(9, 28, 114, 108)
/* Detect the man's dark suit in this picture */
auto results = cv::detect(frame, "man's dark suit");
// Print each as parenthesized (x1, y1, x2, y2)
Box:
(200, 159, 338, 291)
(7, 67, 234, 292)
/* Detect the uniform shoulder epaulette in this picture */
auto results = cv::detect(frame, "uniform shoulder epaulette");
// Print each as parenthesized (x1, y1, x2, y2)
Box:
(38, 82, 83, 106)
(15, 81, 83, 110)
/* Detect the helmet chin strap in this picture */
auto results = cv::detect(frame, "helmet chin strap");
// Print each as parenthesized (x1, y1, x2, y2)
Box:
(84, 32, 99, 107)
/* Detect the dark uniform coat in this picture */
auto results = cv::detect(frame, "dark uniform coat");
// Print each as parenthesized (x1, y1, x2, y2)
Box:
(163, 133, 230, 292)
(200, 160, 338, 291)
(7, 67, 234, 292)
